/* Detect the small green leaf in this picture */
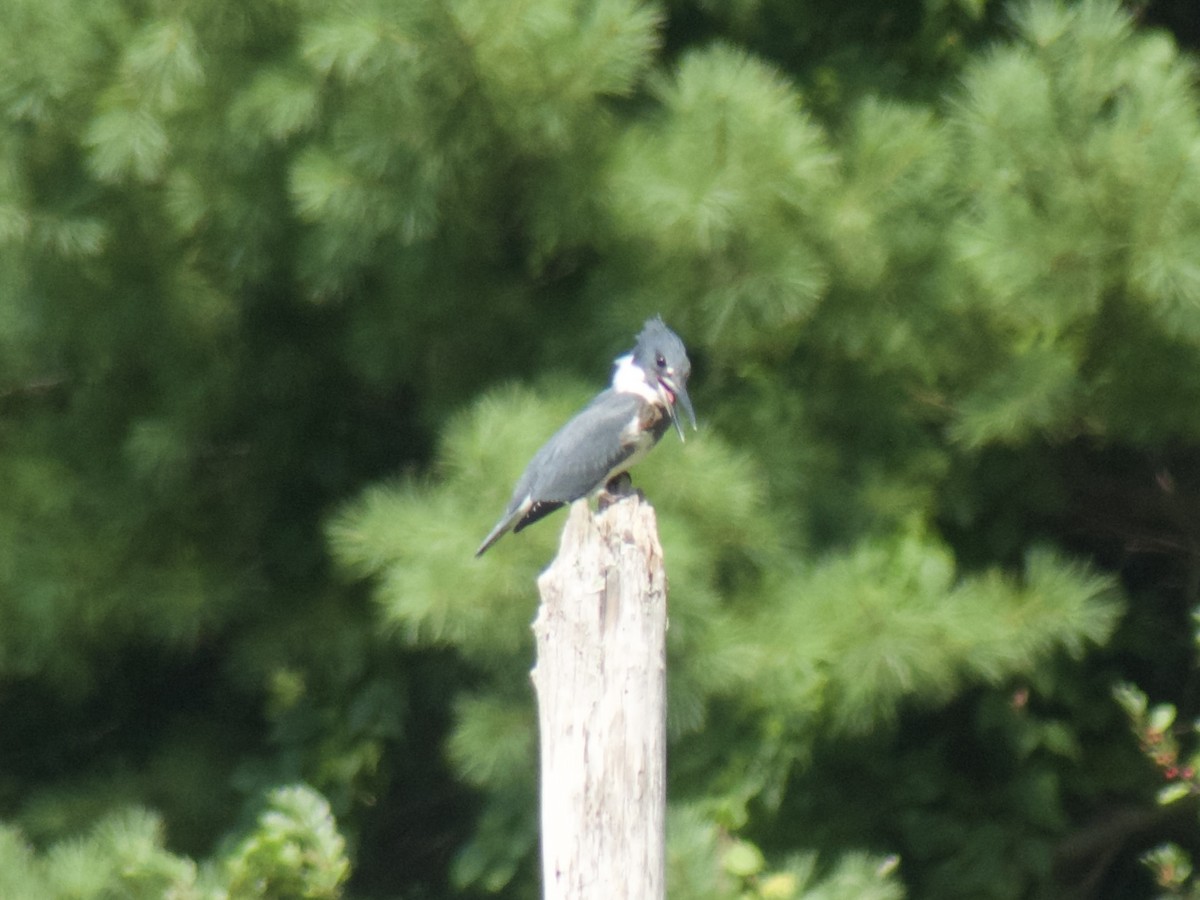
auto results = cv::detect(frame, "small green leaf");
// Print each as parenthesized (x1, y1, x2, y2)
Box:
(1113, 683, 1147, 719)
(724, 839, 765, 877)
(1157, 782, 1191, 806)
(84, 105, 168, 183)
(1149, 704, 1177, 735)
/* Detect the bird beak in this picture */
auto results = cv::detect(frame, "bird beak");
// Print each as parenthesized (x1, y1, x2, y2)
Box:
(661, 376, 697, 443)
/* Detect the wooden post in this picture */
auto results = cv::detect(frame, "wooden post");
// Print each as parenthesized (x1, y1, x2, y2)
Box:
(531, 496, 667, 900)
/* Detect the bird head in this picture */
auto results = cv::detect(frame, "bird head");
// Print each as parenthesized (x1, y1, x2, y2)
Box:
(631, 316, 696, 442)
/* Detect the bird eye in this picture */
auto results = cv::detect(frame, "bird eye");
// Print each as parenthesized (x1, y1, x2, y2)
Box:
(655, 354, 666, 369)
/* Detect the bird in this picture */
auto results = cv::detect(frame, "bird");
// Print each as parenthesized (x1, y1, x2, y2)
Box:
(475, 316, 696, 557)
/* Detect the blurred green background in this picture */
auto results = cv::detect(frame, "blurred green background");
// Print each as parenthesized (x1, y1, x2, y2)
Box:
(2, 0, 1200, 896)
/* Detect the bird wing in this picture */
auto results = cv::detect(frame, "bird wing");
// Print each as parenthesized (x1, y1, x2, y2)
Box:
(475, 391, 649, 557)
(515, 389, 645, 503)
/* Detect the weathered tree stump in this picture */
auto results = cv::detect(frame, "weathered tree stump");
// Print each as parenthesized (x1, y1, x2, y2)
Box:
(531, 496, 667, 900)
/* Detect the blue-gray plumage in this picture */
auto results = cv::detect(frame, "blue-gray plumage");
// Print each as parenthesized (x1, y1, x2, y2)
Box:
(475, 317, 696, 557)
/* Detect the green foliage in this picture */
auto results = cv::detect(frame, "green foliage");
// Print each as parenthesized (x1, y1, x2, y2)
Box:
(0, 787, 349, 900)
(751, 536, 1120, 733)
(952, 0, 1200, 444)
(225, 785, 351, 899)
(288, 0, 661, 293)
(606, 44, 837, 353)
(667, 805, 904, 900)
(42, 808, 199, 899)
(1118, 680, 1200, 895)
(1143, 843, 1197, 898)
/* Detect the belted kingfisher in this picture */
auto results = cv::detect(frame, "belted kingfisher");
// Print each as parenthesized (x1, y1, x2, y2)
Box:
(475, 316, 696, 557)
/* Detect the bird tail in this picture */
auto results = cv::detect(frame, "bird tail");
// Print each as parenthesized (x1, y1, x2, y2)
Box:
(474, 505, 524, 558)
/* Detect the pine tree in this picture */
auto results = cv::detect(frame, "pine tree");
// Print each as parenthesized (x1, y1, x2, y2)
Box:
(0, 786, 349, 899)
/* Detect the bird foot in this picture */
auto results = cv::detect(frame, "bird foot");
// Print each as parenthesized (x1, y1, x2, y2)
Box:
(598, 472, 639, 509)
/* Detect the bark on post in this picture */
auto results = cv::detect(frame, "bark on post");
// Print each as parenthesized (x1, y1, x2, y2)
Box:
(531, 496, 667, 900)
